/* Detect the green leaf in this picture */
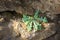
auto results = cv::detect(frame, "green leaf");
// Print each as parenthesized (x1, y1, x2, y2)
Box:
(25, 21, 30, 25)
(38, 24, 43, 30)
(27, 22, 32, 31)
(35, 21, 42, 30)
(43, 17, 48, 23)
(40, 17, 43, 22)
(34, 10, 39, 18)
(22, 14, 29, 22)
(33, 21, 39, 31)
(27, 26, 32, 31)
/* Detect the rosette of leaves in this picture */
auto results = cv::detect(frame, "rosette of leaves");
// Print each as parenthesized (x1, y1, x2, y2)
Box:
(22, 10, 48, 31)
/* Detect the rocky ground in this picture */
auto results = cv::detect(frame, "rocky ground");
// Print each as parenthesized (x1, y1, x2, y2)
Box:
(0, 0, 60, 40)
(0, 11, 59, 40)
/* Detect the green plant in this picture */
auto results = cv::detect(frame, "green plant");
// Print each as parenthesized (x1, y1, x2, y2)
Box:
(22, 10, 48, 31)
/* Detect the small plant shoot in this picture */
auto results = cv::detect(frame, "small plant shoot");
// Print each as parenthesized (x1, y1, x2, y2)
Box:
(22, 10, 48, 32)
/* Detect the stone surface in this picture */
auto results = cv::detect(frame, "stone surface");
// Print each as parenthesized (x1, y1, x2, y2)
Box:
(0, 0, 60, 15)
(0, 12, 59, 40)
(0, 0, 60, 40)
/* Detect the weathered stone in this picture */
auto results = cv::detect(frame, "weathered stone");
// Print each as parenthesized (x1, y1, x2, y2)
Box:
(0, 0, 59, 40)
(0, 0, 60, 15)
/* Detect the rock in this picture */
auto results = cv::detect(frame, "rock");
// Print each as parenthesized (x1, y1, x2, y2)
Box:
(30, 23, 56, 40)
(0, 12, 58, 40)
(0, 21, 11, 40)
(0, 0, 60, 15)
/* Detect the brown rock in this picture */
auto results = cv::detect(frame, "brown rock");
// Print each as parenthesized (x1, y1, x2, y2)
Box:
(0, 0, 60, 15)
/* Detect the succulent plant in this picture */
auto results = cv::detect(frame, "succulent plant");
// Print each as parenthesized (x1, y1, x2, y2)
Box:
(22, 10, 48, 32)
